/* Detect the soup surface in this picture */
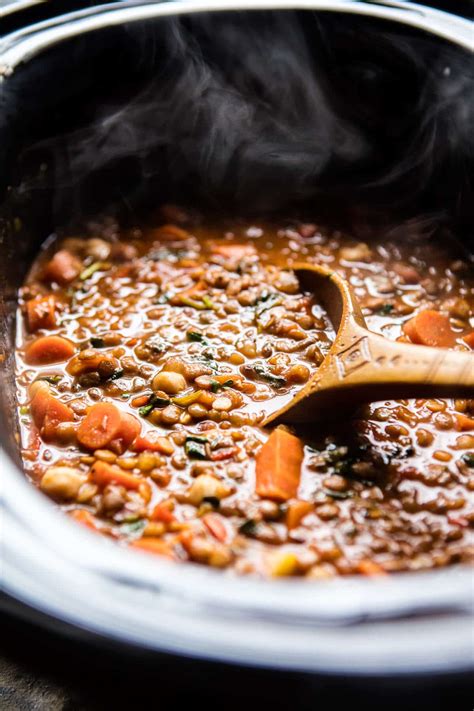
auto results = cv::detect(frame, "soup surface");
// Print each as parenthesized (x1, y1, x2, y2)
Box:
(16, 208, 474, 578)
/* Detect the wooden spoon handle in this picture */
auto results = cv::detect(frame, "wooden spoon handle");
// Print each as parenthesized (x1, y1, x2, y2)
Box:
(267, 325, 473, 425)
(340, 326, 474, 399)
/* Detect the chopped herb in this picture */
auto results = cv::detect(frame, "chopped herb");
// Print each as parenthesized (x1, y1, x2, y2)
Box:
(185, 440, 208, 459)
(239, 519, 258, 537)
(210, 379, 234, 393)
(109, 368, 124, 381)
(202, 496, 220, 509)
(462, 453, 474, 468)
(90, 337, 105, 348)
(19, 405, 29, 415)
(139, 393, 170, 418)
(79, 261, 106, 281)
(378, 303, 394, 315)
(253, 362, 286, 388)
(185, 435, 209, 445)
(120, 392, 130, 399)
(40, 375, 62, 385)
(187, 330, 205, 343)
(323, 488, 353, 500)
(255, 292, 282, 317)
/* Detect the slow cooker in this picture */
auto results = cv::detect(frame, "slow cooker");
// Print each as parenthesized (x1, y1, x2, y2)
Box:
(0, 1, 473, 675)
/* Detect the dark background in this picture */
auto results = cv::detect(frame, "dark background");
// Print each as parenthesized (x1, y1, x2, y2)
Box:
(1, 2, 473, 709)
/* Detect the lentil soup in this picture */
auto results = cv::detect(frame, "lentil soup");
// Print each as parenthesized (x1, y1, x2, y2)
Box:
(15, 209, 474, 578)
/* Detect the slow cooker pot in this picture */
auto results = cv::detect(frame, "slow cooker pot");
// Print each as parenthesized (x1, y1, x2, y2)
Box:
(0, 1, 473, 675)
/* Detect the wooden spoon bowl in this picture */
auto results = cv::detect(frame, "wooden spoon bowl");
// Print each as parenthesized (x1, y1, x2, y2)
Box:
(265, 263, 474, 425)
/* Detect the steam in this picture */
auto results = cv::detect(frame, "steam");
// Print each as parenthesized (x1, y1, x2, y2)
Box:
(12, 11, 474, 231)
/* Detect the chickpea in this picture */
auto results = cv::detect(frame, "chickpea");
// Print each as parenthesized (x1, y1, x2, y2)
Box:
(40, 466, 84, 500)
(188, 403, 208, 419)
(187, 474, 232, 506)
(152, 370, 186, 394)
(339, 243, 372, 262)
(212, 396, 233, 412)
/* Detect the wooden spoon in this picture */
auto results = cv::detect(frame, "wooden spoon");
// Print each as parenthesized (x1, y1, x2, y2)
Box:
(265, 263, 474, 425)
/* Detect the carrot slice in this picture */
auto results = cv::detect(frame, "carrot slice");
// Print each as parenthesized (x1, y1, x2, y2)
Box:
(90, 460, 142, 490)
(30, 381, 75, 440)
(203, 512, 229, 543)
(77, 402, 122, 450)
(286, 500, 314, 530)
(25, 335, 75, 365)
(402, 310, 456, 348)
(455, 413, 474, 431)
(255, 428, 304, 502)
(26, 295, 57, 332)
(463, 331, 474, 349)
(43, 249, 81, 284)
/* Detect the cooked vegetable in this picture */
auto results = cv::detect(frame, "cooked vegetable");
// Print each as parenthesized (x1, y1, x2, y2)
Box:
(30, 381, 75, 440)
(26, 294, 57, 332)
(286, 500, 313, 529)
(255, 428, 304, 501)
(403, 310, 456, 348)
(77, 402, 122, 450)
(44, 249, 81, 284)
(91, 460, 142, 490)
(40, 466, 84, 500)
(134, 433, 174, 454)
(25, 335, 75, 365)
(16, 213, 474, 579)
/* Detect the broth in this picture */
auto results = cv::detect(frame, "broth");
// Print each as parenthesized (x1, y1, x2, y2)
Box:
(15, 208, 474, 578)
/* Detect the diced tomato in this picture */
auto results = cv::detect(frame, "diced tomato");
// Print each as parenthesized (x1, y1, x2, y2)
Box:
(151, 503, 176, 525)
(210, 446, 238, 462)
(203, 512, 229, 543)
